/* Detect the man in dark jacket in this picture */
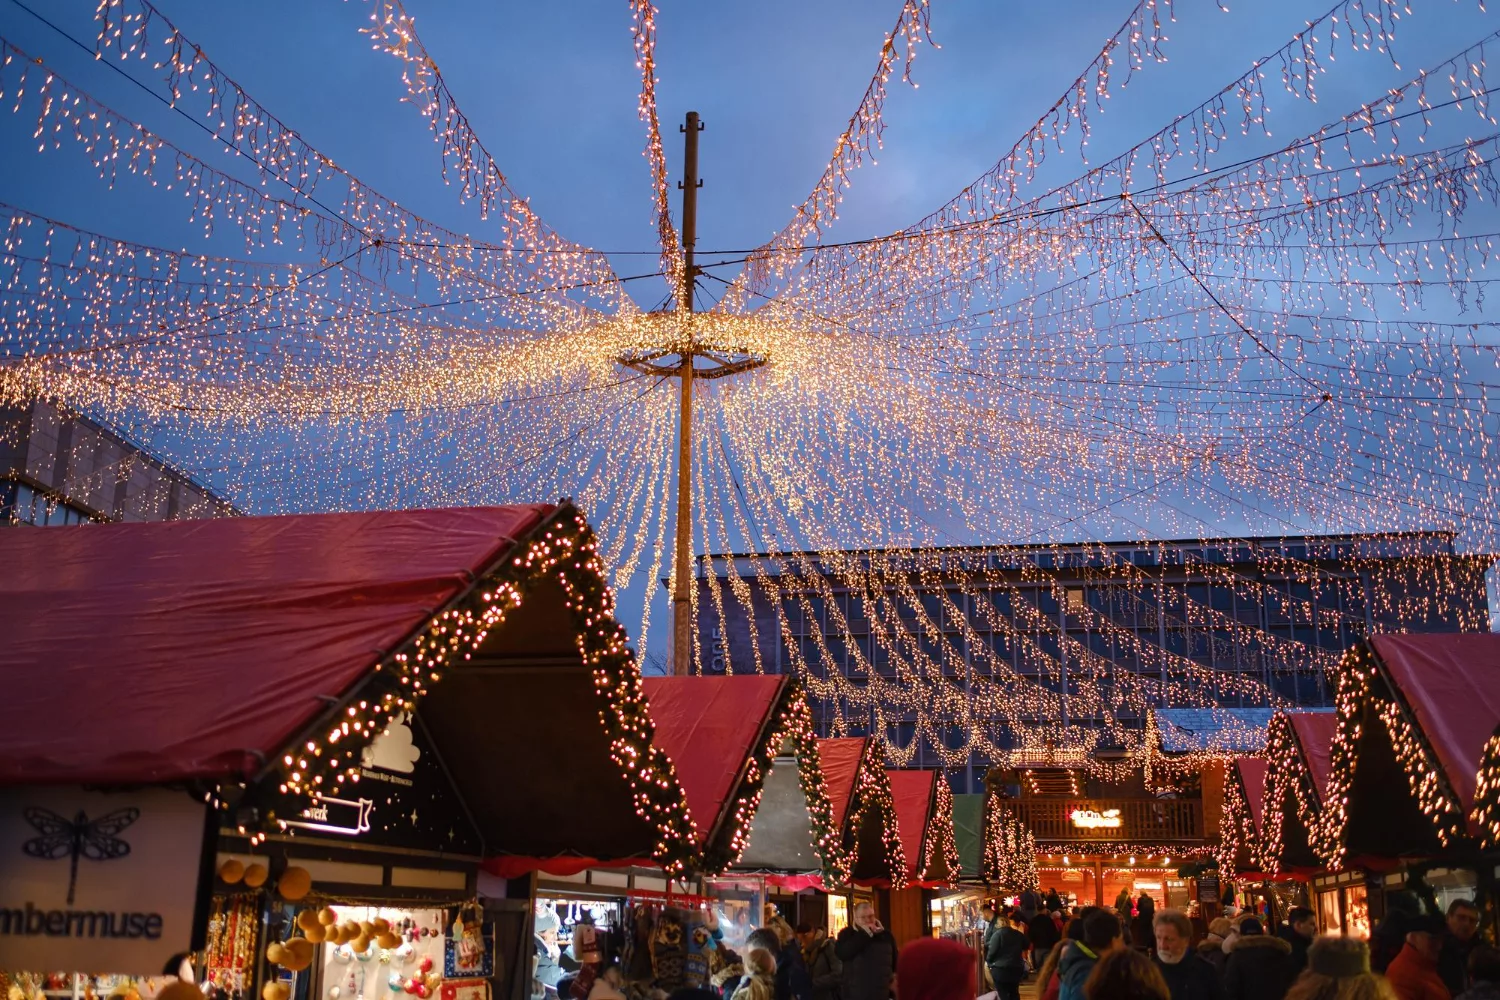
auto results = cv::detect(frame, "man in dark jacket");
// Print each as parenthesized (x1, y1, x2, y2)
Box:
(1440, 900, 1481, 997)
(1278, 907, 1317, 973)
(1153, 909, 1223, 1000)
(835, 903, 895, 1000)
(985, 909, 1028, 1000)
(1222, 917, 1296, 1000)
(1029, 908, 1063, 960)
(797, 924, 842, 1000)
(1060, 911, 1122, 1000)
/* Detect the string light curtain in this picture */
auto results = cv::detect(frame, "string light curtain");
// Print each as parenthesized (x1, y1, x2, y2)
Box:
(0, 0, 1497, 771)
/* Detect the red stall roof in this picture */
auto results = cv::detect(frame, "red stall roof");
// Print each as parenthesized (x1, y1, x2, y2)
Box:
(1372, 633, 1500, 811)
(0, 505, 552, 786)
(887, 769, 937, 881)
(818, 737, 868, 832)
(643, 675, 785, 841)
(1290, 712, 1339, 800)
(1235, 758, 1269, 832)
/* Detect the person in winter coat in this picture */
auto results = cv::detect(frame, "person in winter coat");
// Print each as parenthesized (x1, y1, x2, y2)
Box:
(1151, 910, 1222, 1000)
(1030, 909, 1064, 961)
(1223, 918, 1297, 1000)
(797, 924, 842, 1000)
(1117, 888, 1136, 921)
(1456, 946, 1500, 1000)
(986, 909, 1029, 1000)
(1040, 908, 1097, 1000)
(1283, 936, 1396, 1000)
(1387, 914, 1453, 1000)
(835, 903, 895, 1000)
(1440, 901, 1482, 997)
(1375, 894, 1425, 974)
(1046, 889, 1064, 913)
(1278, 907, 1318, 974)
(733, 949, 779, 1000)
(1132, 895, 1157, 953)
(1020, 888, 1043, 922)
(1061, 911, 1124, 1000)
(1197, 918, 1232, 978)
(897, 937, 974, 1000)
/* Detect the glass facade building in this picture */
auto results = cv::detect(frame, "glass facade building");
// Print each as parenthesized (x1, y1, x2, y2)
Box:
(1, 399, 235, 526)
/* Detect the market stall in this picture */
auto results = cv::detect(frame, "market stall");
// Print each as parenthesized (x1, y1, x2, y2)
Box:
(1323, 633, 1500, 921)
(818, 738, 907, 889)
(1216, 758, 1269, 880)
(0, 503, 698, 1000)
(870, 771, 960, 946)
(1260, 711, 1338, 877)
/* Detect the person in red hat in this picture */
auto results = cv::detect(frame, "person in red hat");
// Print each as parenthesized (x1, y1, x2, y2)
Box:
(897, 937, 973, 1000)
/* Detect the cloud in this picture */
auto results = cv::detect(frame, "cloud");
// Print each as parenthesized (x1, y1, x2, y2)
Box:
(362, 712, 421, 774)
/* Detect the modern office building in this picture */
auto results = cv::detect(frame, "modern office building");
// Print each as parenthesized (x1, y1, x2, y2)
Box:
(695, 532, 1494, 792)
(1, 399, 235, 525)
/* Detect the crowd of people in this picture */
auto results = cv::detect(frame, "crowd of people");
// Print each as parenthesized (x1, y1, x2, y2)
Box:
(542, 893, 1492, 1000)
(981, 891, 1494, 1000)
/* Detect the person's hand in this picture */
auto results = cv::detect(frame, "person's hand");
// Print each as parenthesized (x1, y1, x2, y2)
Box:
(868, 919, 884, 935)
(704, 907, 719, 931)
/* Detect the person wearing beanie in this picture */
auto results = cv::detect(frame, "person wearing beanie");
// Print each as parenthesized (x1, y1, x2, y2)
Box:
(535, 910, 565, 993)
(1285, 935, 1397, 1000)
(1223, 917, 1297, 1000)
(1386, 913, 1453, 1000)
(898, 937, 974, 1000)
(1198, 918, 1233, 977)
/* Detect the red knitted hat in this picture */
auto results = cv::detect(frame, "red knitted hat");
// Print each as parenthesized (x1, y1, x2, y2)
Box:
(898, 937, 975, 1000)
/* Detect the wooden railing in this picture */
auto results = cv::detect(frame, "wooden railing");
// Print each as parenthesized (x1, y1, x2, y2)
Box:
(1010, 798, 1203, 842)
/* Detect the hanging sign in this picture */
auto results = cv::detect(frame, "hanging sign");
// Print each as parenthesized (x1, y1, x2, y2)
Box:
(1069, 808, 1122, 829)
(0, 786, 209, 973)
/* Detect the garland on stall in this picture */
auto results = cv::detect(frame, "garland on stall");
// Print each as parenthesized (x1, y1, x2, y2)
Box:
(920, 773, 961, 884)
(1259, 714, 1331, 875)
(1216, 763, 1264, 879)
(1324, 642, 1473, 870)
(983, 797, 1039, 892)
(706, 680, 844, 886)
(257, 505, 701, 875)
(1474, 725, 1500, 850)
(841, 740, 909, 890)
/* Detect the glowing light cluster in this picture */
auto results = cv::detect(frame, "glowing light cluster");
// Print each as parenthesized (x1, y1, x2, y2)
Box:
(0, 0, 1496, 769)
(984, 797, 1039, 892)
(1257, 712, 1332, 876)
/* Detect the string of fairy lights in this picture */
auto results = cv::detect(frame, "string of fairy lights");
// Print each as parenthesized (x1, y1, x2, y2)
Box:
(1, 0, 1497, 771)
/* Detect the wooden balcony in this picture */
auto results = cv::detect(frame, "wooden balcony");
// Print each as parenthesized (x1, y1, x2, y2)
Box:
(1010, 798, 1203, 842)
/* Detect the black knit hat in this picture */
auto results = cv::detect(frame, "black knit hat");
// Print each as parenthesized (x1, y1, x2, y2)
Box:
(1308, 937, 1371, 979)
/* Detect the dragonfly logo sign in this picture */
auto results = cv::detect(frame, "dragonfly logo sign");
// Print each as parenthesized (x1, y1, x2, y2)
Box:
(0, 787, 207, 974)
(22, 807, 139, 905)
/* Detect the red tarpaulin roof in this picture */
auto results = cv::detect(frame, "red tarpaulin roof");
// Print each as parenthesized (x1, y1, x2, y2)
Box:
(0, 505, 552, 786)
(643, 675, 785, 841)
(1236, 758, 1269, 832)
(1289, 712, 1338, 800)
(1372, 633, 1500, 811)
(887, 769, 937, 881)
(818, 737, 868, 832)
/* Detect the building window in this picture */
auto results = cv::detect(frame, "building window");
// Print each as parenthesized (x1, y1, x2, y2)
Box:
(2, 482, 93, 527)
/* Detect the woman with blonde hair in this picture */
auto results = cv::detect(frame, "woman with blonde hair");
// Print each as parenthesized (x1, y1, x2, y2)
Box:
(1284, 936, 1397, 1000)
(731, 949, 778, 1000)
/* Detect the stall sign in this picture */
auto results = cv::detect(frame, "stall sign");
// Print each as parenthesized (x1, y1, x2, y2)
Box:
(1197, 876, 1220, 903)
(1069, 809, 1122, 829)
(0, 786, 208, 973)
